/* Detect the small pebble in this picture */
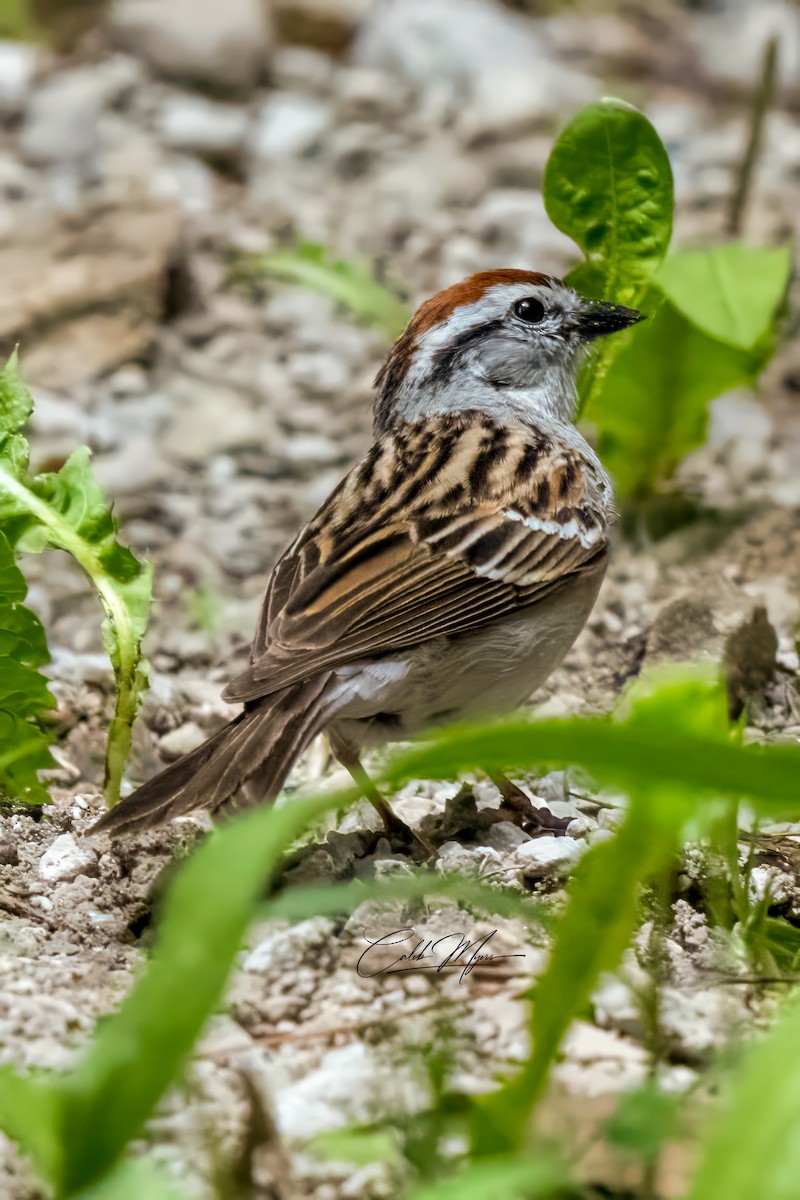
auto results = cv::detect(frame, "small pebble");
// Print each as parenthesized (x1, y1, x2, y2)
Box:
(38, 834, 98, 884)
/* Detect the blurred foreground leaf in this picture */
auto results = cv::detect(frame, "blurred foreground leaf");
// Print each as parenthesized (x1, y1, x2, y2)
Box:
(0, 786, 348, 1195)
(470, 666, 730, 1154)
(689, 993, 800, 1200)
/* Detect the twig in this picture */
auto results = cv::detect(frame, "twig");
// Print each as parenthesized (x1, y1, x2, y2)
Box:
(727, 35, 780, 236)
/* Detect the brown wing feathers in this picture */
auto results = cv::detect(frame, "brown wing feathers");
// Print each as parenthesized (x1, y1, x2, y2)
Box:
(222, 411, 608, 703)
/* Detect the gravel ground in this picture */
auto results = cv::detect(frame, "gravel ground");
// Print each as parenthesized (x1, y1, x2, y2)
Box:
(1, 1, 799, 1195)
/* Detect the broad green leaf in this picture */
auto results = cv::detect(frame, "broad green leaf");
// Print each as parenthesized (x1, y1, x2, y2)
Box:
(407, 1154, 565, 1200)
(0, 349, 33, 435)
(0, 713, 54, 804)
(589, 296, 763, 499)
(0, 531, 55, 803)
(0, 446, 152, 805)
(237, 242, 410, 341)
(52, 786, 350, 1196)
(544, 99, 673, 305)
(657, 245, 791, 350)
(689, 994, 800, 1200)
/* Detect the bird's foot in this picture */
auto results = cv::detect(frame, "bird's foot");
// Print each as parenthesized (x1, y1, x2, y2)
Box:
(492, 774, 572, 838)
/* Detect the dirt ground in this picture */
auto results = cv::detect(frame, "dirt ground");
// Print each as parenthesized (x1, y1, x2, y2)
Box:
(1, 1, 799, 1196)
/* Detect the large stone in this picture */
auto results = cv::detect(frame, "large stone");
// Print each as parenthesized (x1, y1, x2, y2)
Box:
(0, 203, 180, 388)
(21, 67, 103, 168)
(110, 0, 272, 92)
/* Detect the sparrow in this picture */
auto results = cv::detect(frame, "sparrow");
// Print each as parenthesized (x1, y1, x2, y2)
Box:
(93, 270, 642, 845)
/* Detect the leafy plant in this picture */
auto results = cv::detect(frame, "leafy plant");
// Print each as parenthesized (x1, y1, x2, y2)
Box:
(0, 527, 56, 803)
(544, 99, 790, 501)
(0, 352, 152, 806)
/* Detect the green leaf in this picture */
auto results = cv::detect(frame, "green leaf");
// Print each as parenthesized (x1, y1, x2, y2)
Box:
(0, 1067, 61, 1184)
(0, 531, 55, 804)
(76, 1160, 191, 1200)
(237, 242, 411, 342)
(590, 295, 762, 499)
(51, 786, 347, 1196)
(0, 448, 152, 805)
(0, 349, 34, 436)
(382, 679, 800, 821)
(73, 1158, 192, 1200)
(656, 245, 791, 350)
(606, 1083, 681, 1163)
(689, 994, 800, 1200)
(311, 1128, 401, 1169)
(470, 665, 729, 1156)
(471, 790, 685, 1154)
(544, 98, 673, 305)
(406, 1154, 565, 1200)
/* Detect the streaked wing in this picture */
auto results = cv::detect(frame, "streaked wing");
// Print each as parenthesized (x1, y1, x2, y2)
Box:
(223, 411, 609, 702)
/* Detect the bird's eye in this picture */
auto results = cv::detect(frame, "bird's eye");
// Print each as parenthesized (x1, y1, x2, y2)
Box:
(513, 297, 546, 324)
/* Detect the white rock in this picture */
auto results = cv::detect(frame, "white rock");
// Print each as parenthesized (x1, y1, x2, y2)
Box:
(354, 0, 546, 91)
(243, 917, 334, 974)
(38, 834, 97, 884)
(112, 0, 272, 92)
(21, 68, 105, 167)
(249, 93, 330, 160)
(514, 836, 583, 877)
(159, 94, 249, 165)
(0, 40, 37, 115)
(461, 66, 595, 144)
(275, 1042, 423, 1140)
(749, 864, 795, 907)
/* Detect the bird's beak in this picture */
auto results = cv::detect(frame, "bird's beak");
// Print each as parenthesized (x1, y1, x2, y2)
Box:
(578, 301, 645, 341)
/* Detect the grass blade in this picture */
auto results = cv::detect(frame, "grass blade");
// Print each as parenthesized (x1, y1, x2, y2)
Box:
(52, 788, 349, 1195)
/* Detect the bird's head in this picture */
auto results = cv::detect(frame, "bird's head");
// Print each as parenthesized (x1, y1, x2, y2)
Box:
(375, 269, 643, 431)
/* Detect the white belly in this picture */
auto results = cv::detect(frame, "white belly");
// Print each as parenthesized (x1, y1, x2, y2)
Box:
(328, 569, 604, 750)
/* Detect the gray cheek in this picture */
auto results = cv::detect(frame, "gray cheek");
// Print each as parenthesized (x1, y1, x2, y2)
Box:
(472, 335, 558, 387)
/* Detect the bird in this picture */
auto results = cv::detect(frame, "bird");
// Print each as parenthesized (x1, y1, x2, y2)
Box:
(93, 269, 642, 847)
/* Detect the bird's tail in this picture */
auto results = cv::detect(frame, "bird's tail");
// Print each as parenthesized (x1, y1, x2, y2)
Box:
(91, 674, 336, 838)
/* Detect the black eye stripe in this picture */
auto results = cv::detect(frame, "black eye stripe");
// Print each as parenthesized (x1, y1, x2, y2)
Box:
(513, 297, 546, 324)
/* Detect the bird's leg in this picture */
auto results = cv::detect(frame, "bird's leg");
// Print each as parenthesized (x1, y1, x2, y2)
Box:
(490, 772, 572, 836)
(331, 738, 436, 860)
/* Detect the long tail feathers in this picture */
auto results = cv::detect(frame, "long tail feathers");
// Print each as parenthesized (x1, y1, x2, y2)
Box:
(91, 675, 335, 837)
